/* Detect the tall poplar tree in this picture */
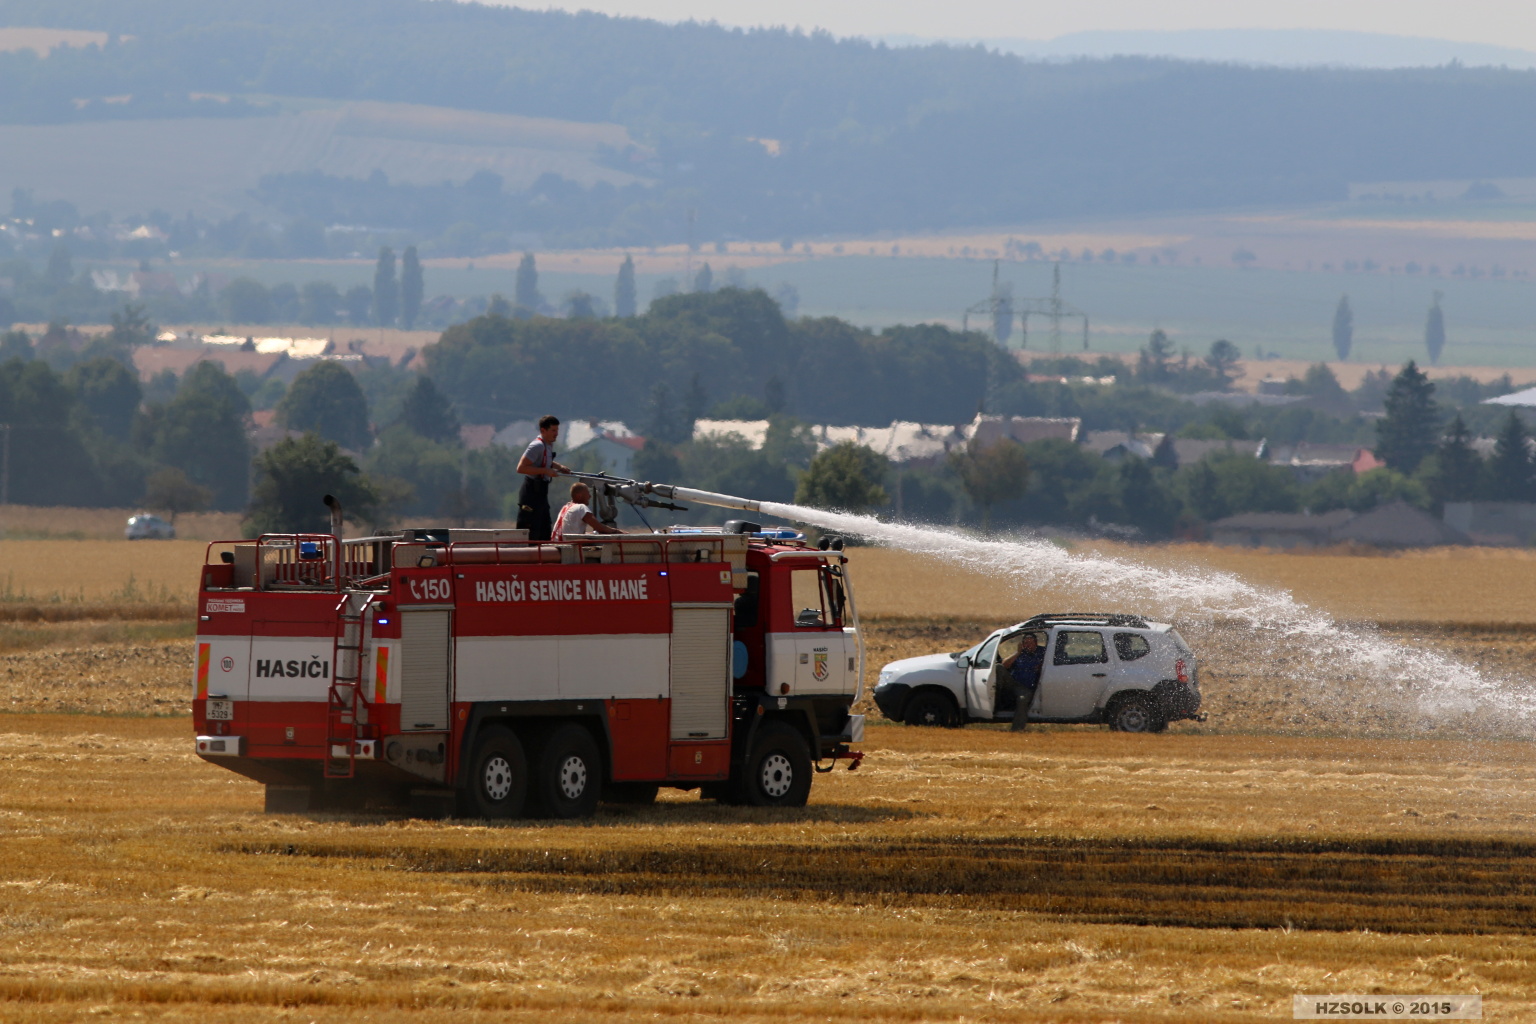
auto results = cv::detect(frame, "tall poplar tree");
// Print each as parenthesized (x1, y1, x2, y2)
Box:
(614, 254, 637, 317)
(1425, 291, 1446, 365)
(514, 252, 541, 315)
(1332, 295, 1353, 361)
(371, 246, 398, 327)
(399, 245, 423, 329)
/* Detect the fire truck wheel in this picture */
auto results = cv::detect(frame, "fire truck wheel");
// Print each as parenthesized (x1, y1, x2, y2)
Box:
(530, 723, 603, 819)
(738, 721, 812, 808)
(463, 726, 528, 819)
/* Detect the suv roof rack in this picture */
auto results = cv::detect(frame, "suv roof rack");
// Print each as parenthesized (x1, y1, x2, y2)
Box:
(1019, 612, 1151, 629)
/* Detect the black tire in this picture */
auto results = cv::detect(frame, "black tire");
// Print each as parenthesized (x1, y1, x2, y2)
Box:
(1107, 693, 1164, 734)
(736, 721, 813, 807)
(905, 690, 960, 728)
(528, 723, 603, 819)
(602, 781, 660, 805)
(461, 726, 528, 819)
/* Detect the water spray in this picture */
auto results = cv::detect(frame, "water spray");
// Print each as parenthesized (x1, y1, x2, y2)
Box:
(560, 471, 1527, 735)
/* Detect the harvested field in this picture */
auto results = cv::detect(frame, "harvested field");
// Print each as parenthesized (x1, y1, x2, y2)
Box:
(0, 506, 241, 542)
(2, 717, 1536, 1021)
(846, 543, 1536, 624)
(0, 539, 204, 607)
(2, 540, 1535, 1020)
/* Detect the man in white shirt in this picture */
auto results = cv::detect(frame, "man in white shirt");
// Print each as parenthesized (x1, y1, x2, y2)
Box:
(553, 482, 623, 541)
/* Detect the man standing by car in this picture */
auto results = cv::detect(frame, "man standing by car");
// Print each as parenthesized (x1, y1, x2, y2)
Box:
(1001, 634, 1044, 731)
(516, 415, 570, 541)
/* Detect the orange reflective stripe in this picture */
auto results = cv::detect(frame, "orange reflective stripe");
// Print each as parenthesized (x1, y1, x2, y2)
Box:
(195, 643, 211, 699)
(374, 646, 390, 703)
(552, 503, 574, 541)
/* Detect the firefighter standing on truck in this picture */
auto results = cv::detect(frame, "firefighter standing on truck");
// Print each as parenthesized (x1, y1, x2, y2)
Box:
(516, 414, 570, 541)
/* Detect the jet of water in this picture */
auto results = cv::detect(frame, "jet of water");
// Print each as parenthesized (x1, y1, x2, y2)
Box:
(763, 502, 1530, 735)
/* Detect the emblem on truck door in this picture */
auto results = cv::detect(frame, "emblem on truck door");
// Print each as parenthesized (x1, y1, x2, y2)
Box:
(813, 652, 829, 681)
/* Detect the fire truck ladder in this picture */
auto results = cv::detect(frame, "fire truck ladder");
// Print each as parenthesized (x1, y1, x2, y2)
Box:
(325, 593, 376, 779)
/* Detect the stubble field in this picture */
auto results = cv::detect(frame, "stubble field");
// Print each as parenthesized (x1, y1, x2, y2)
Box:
(3, 538, 1536, 1020)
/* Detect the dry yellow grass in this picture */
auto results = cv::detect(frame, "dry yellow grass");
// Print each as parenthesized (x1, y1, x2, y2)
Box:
(1, 538, 1535, 1019)
(846, 543, 1536, 624)
(2, 716, 1535, 1022)
(0, 506, 242, 542)
(4, 524, 1534, 622)
(0, 639, 190, 715)
(0, 539, 206, 605)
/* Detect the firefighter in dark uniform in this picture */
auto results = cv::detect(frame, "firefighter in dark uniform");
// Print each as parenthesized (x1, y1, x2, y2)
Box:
(515, 414, 570, 541)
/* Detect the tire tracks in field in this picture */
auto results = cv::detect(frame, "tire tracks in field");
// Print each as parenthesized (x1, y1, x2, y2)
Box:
(224, 832, 1536, 935)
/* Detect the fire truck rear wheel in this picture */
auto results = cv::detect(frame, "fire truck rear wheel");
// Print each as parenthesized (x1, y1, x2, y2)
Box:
(463, 726, 528, 819)
(529, 723, 603, 819)
(738, 721, 812, 808)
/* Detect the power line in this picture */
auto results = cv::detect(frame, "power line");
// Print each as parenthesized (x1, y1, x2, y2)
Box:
(963, 261, 1091, 352)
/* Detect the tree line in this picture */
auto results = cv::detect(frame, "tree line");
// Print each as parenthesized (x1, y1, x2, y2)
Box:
(3, 285, 1533, 537)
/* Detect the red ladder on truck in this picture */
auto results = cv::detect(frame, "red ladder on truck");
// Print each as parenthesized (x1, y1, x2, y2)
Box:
(325, 594, 375, 779)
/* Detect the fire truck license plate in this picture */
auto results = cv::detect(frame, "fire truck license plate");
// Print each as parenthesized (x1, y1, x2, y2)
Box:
(206, 699, 233, 721)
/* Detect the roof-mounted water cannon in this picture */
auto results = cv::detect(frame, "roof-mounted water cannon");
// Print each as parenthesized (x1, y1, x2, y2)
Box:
(561, 471, 690, 528)
(560, 471, 805, 529)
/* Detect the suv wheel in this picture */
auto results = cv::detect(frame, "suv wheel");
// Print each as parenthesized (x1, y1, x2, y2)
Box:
(1107, 693, 1164, 734)
(905, 691, 959, 728)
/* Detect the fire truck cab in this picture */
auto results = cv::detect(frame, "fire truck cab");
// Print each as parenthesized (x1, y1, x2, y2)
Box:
(193, 524, 864, 817)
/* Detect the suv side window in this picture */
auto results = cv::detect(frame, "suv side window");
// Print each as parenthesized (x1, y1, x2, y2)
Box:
(1113, 632, 1151, 661)
(1054, 630, 1108, 665)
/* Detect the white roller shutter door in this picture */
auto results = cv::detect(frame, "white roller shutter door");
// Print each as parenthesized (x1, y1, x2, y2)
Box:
(669, 606, 730, 740)
(400, 610, 450, 731)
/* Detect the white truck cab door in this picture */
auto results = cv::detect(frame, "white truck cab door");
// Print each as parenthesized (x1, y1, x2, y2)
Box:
(783, 564, 852, 695)
(1039, 628, 1111, 719)
(965, 634, 1003, 720)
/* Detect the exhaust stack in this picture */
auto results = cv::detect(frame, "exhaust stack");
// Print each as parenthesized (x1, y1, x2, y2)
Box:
(322, 494, 344, 537)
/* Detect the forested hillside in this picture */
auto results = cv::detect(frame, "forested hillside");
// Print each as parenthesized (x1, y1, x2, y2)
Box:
(2, 0, 1535, 244)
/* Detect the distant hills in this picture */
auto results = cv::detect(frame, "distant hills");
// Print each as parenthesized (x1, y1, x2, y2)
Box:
(1, 1, 1535, 247)
(890, 29, 1536, 71)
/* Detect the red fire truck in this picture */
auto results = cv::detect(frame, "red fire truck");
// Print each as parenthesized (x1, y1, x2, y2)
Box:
(193, 482, 865, 818)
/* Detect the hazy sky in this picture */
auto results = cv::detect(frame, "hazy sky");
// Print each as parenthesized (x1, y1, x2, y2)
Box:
(502, 1, 1536, 51)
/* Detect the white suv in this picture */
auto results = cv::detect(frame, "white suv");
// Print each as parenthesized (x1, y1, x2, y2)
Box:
(125, 514, 176, 540)
(873, 613, 1202, 733)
